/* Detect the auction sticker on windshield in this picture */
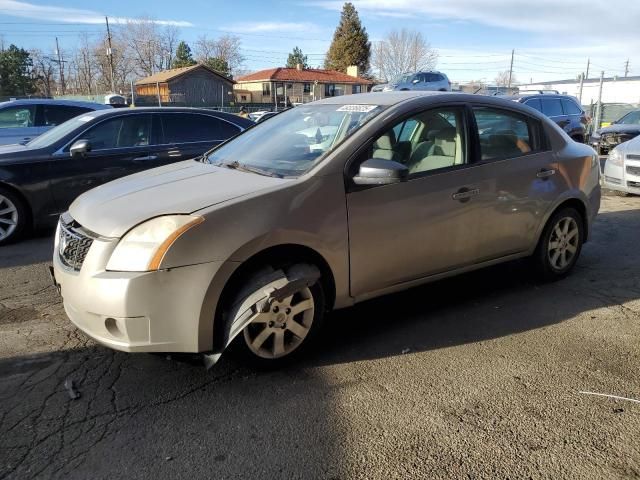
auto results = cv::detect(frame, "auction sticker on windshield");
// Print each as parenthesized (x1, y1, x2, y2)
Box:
(336, 105, 378, 113)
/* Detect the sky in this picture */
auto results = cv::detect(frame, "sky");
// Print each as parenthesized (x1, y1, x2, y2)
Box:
(0, 0, 638, 84)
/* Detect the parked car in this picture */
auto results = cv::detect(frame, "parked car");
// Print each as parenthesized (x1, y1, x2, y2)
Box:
(248, 110, 270, 122)
(371, 71, 451, 92)
(602, 134, 640, 195)
(0, 107, 252, 245)
(590, 110, 640, 155)
(51, 92, 600, 368)
(0, 99, 111, 145)
(506, 94, 588, 143)
(256, 111, 279, 123)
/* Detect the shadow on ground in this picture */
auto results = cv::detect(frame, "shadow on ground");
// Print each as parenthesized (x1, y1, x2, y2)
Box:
(0, 204, 639, 479)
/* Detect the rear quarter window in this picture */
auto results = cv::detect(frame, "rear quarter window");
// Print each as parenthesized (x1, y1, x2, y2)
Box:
(561, 99, 582, 115)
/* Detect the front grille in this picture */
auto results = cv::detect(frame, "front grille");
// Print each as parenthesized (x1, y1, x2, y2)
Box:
(58, 214, 94, 271)
(628, 181, 640, 189)
(627, 165, 640, 177)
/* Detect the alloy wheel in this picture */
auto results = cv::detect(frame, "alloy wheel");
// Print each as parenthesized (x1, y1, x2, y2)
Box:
(0, 194, 18, 242)
(547, 216, 579, 270)
(243, 287, 315, 359)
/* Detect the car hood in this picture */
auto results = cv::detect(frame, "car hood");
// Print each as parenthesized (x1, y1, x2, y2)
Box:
(596, 124, 640, 135)
(0, 144, 51, 164)
(69, 160, 290, 237)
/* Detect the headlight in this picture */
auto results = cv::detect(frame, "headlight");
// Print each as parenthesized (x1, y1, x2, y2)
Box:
(106, 215, 204, 272)
(607, 148, 623, 167)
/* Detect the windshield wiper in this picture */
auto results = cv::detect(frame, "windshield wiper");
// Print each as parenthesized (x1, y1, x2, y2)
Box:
(215, 160, 283, 178)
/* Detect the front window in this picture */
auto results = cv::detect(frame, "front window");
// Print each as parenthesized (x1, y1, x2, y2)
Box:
(618, 111, 640, 125)
(303, 83, 311, 94)
(262, 83, 271, 96)
(0, 105, 36, 128)
(324, 84, 336, 97)
(78, 114, 152, 150)
(352, 84, 362, 94)
(391, 73, 414, 85)
(207, 103, 387, 177)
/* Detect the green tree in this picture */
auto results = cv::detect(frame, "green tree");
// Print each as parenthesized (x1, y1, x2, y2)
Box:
(286, 46, 308, 69)
(324, 2, 370, 75)
(172, 41, 196, 68)
(0, 45, 35, 96)
(204, 57, 230, 77)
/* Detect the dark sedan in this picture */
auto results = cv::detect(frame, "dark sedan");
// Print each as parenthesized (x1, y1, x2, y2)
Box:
(590, 110, 640, 155)
(0, 107, 253, 245)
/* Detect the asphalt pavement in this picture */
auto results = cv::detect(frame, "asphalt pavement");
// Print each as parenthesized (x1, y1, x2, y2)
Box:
(1, 192, 639, 479)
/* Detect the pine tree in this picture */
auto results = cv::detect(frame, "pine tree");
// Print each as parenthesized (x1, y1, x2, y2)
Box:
(173, 41, 196, 68)
(0, 45, 35, 96)
(204, 57, 230, 77)
(324, 2, 370, 74)
(286, 47, 308, 69)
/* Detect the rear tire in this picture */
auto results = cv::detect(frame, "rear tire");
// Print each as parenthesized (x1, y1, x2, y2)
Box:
(225, 263, 326, 369)
(0, 187, 28, 246)
(532, 207, 584, 281)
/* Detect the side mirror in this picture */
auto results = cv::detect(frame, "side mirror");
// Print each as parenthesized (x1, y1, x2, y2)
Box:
(70, 139, 91, 157)
(412, 78, 420, 84)
(353, 159, 408, 186)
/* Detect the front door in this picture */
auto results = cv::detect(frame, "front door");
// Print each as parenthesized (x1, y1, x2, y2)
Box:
(50, 113, 154, 211)
(347, 106, 488, 298)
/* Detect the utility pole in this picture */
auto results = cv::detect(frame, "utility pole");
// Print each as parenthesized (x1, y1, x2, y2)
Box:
(507, 49, 514, 89)
(578, 72, 584, 104)
(585, 58, 590, 80)
(594, 71, 604, 132)
(54, 37, 65, 95)
(105, 16, 116, 92)
(624, 59, 629, 77)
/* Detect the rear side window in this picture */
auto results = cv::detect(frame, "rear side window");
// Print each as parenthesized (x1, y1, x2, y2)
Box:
(421, 73, 442, 83)
(524, 98, 542, 112)
(161, 114, 240, 143)
(81, 114, 152, 150)
(473, 107, 540, 161)
(541, 98, 563, 117)
(0, 105, 36, 128)
(561, 99, 582, 115)
(41, 105, 92, 127)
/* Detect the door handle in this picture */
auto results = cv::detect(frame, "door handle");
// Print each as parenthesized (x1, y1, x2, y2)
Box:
(536, 168, 556, 179)
(452, 187, 480, 202)
(132, 155, 158, 162)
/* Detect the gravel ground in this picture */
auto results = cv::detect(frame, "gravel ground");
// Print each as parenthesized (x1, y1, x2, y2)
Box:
(0, 193, 639, 480)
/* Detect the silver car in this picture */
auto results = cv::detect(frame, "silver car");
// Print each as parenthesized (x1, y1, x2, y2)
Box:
(602, 134, 640, 195)
(0, 99, 111, 145)
(52, 92, 601, 368)
(372, 71, 451, 93)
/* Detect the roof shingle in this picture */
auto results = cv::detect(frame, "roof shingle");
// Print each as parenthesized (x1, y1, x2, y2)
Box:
(135, 64, 235, 85)
(236, 67, 372, 84)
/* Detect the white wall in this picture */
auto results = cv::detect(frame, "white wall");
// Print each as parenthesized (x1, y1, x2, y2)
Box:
(520, 78, 640, 105)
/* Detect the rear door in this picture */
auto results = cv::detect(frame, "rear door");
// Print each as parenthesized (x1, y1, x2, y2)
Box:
(0, 105, 38, 144)
(468, 105, 561, 258)
(49, 113, 153, 210)
(156, 112, 242, 163)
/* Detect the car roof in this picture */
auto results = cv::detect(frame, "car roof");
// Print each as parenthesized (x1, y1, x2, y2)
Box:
(313, 91, 455, 106)
(72, 106, 254, 127)
(0, 98, 111, 109)
(505, 93, 577, 101)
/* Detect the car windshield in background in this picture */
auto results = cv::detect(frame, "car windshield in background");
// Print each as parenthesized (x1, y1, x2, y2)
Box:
(618, 111, 640, 125)
(26, 114, 97, 149)
(207, 104, 386, 177)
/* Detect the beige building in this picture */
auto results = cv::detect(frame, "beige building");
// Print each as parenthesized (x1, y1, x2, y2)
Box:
(233, 65, 372, 105)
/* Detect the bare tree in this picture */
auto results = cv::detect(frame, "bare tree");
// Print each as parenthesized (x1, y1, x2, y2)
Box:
(94, 31, 135, 93)
(30, 49, 56, 97)
(73, 34, 97, 95)
(495, 70, 516, 87)
(123, 18, 181, 76)
(194, 34, 244, 75)
(372, 29, 438, 82)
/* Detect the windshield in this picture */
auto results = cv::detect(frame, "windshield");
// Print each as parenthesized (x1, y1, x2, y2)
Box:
(207, 103, 386, 177)
(391, 73, 414, 85)
(27, 113, 97, 149)
(617, 111, 640, 125)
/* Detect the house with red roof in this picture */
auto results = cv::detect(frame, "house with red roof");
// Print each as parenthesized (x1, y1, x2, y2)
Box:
(233, 65, 373, 106)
